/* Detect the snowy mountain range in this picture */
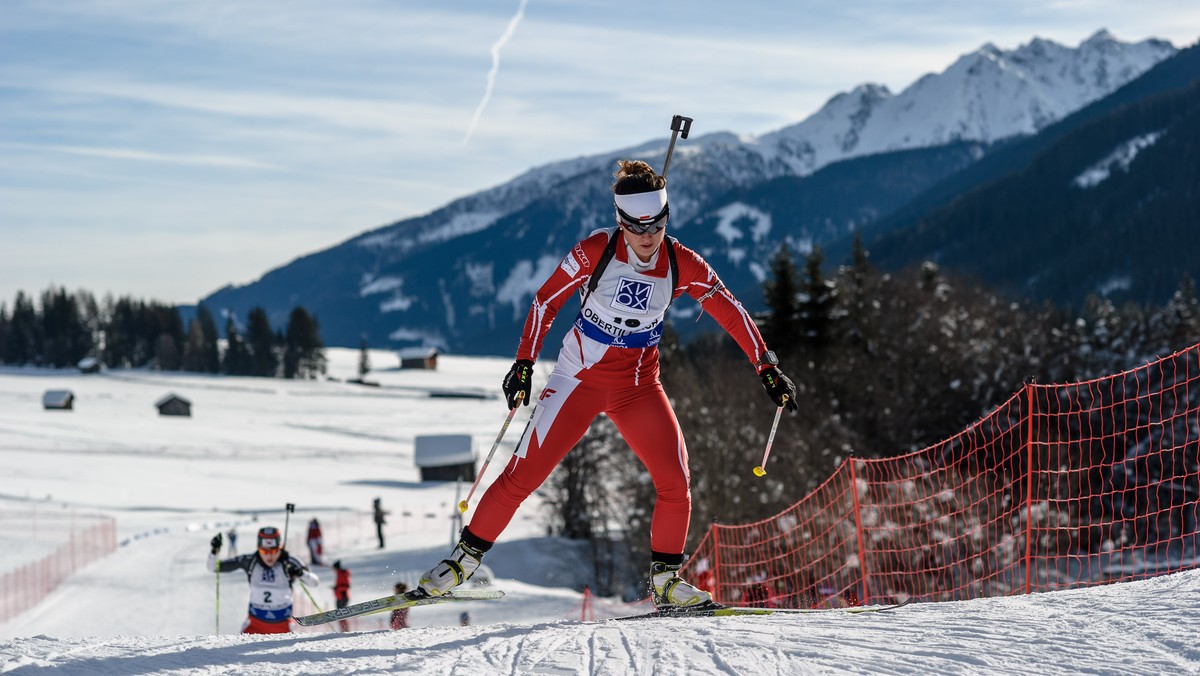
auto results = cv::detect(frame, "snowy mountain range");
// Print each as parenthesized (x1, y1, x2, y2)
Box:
(755, 30, 1172, 172)
(202, 31, 1177, 353)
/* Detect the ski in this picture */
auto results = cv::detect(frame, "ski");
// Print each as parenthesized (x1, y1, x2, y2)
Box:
(615, 598, 911, 620)
(294, 589, 504, 626)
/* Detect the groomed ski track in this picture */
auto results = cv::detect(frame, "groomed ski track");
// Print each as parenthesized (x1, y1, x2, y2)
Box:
(4, 569, 1199, 675)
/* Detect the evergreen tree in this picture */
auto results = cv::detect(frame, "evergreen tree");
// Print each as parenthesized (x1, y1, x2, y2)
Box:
(0, 303, 9, 364)
(182, 318, 208, 372)
(155, 332, 181, 371)
(6, 292, 40, 365)
(1164, 275, 1200, 352)
(762, 243, 801, 359)
(182, 306, 220, 373)
(797, 245, 837, 353)
(76, 290, 102, 363)
(246, 307, 278, 378)
(103, 297, 140, 367)
(283, 306, 325, 379)
(198, 305, 220, 373)
(222, 316, 250, 376)
(150, 305, 185, 371)
(839, 233, 877, 353)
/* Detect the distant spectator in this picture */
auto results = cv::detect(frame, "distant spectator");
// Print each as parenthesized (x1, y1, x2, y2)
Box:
(743, 581, 771, 608)
(332, 560, 351, 632)
(226, 527, 238, 556)
(373, 498, 389, 549)
(459, 611, 471, 627)
(307, 518, 324, 566)
(390, 582, 410, 630)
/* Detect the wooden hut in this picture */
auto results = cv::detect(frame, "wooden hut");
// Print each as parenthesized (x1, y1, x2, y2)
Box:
(155, 393, 192, 417)
(398, 347, 439, 370)
(42, 390, 75, 411)
(414, 434, 476, 481)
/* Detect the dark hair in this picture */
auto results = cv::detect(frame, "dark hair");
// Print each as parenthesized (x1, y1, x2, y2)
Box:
(612, 160, 665, 195)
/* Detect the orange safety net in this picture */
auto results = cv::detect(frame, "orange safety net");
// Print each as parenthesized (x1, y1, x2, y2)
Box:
(684, 342, 1200, 609)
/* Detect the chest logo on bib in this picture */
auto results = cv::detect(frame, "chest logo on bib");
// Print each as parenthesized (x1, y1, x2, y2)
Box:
(611, 278, 654, 315)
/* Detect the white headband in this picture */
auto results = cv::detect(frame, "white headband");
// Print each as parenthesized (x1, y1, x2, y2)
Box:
(614, 189, 668, 222)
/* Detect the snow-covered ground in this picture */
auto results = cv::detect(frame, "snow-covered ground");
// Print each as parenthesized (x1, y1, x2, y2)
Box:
(2, 350, 1198, 674)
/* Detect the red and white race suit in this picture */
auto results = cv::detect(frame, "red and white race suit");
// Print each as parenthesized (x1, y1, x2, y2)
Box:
(469, 227, 771, 555)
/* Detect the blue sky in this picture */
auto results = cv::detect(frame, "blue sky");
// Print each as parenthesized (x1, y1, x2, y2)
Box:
(1, 0, 1196, 307)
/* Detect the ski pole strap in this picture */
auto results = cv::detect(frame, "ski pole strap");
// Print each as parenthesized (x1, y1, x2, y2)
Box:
(573, 313, 663, 349)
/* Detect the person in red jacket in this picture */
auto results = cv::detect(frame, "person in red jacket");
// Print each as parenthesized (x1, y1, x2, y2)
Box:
(332, 560, 351, 632)
(389, 582, 410, 630)
(306, 518, 323, 566)
(418, 159, 797, 610)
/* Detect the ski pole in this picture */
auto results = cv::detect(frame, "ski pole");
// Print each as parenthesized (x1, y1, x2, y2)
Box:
(459, 391, 527, 513)
(753, 395, 788, 477)
(283, 503, 295, 549)
(215, 560, 220, 634)
(299, 581, 325, 614)
(660, 114, 693, 179)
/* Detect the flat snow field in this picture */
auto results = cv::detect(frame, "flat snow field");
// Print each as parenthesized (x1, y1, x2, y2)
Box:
(2, 351, 1199, 674)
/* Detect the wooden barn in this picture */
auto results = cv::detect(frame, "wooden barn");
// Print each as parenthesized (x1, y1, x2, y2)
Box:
(398, 347, 439, 370)
(155, 393, 192, 417)
(414, 434, 476, 482)
(42, 390, 75, 411)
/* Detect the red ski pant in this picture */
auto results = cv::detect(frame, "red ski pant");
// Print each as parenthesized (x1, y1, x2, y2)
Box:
(469, 371, 691, 554)
(241, 616, 291, 634)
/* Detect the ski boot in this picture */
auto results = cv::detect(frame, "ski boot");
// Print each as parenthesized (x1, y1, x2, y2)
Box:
(650, 561, 717, 610)
(418, 540, 487, 597)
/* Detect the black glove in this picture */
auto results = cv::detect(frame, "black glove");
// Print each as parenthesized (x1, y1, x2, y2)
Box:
(502, 360, 534, 409)
(760, 367, 798, 412)
(210, 533, 223, 554)
(284, 558, 304, 579)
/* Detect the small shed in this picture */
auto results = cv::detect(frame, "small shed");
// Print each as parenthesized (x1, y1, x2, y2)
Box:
(414, 434, 476, 482)
(156, 393, 192, 417)
(43, 390, 75, 411)
(398, 347, 439, 370)
(77, 357, 102, 374)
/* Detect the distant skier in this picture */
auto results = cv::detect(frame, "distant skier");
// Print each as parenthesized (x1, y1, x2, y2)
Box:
(306, 517, 324, 566)
(207, 526, 319, 634)
(226, 526, 238, 556)
(415, 160, 797, 611)
(332, 560, 351, 632)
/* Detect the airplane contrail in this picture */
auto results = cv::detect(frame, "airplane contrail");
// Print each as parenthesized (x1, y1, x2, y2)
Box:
(463, 0, 529, 145)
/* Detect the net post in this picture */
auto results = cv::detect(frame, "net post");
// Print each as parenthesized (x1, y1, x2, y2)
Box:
(848, 456, 871, 605)
(711, 526, 722, 604)
(1023, 381, 1036, 595)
